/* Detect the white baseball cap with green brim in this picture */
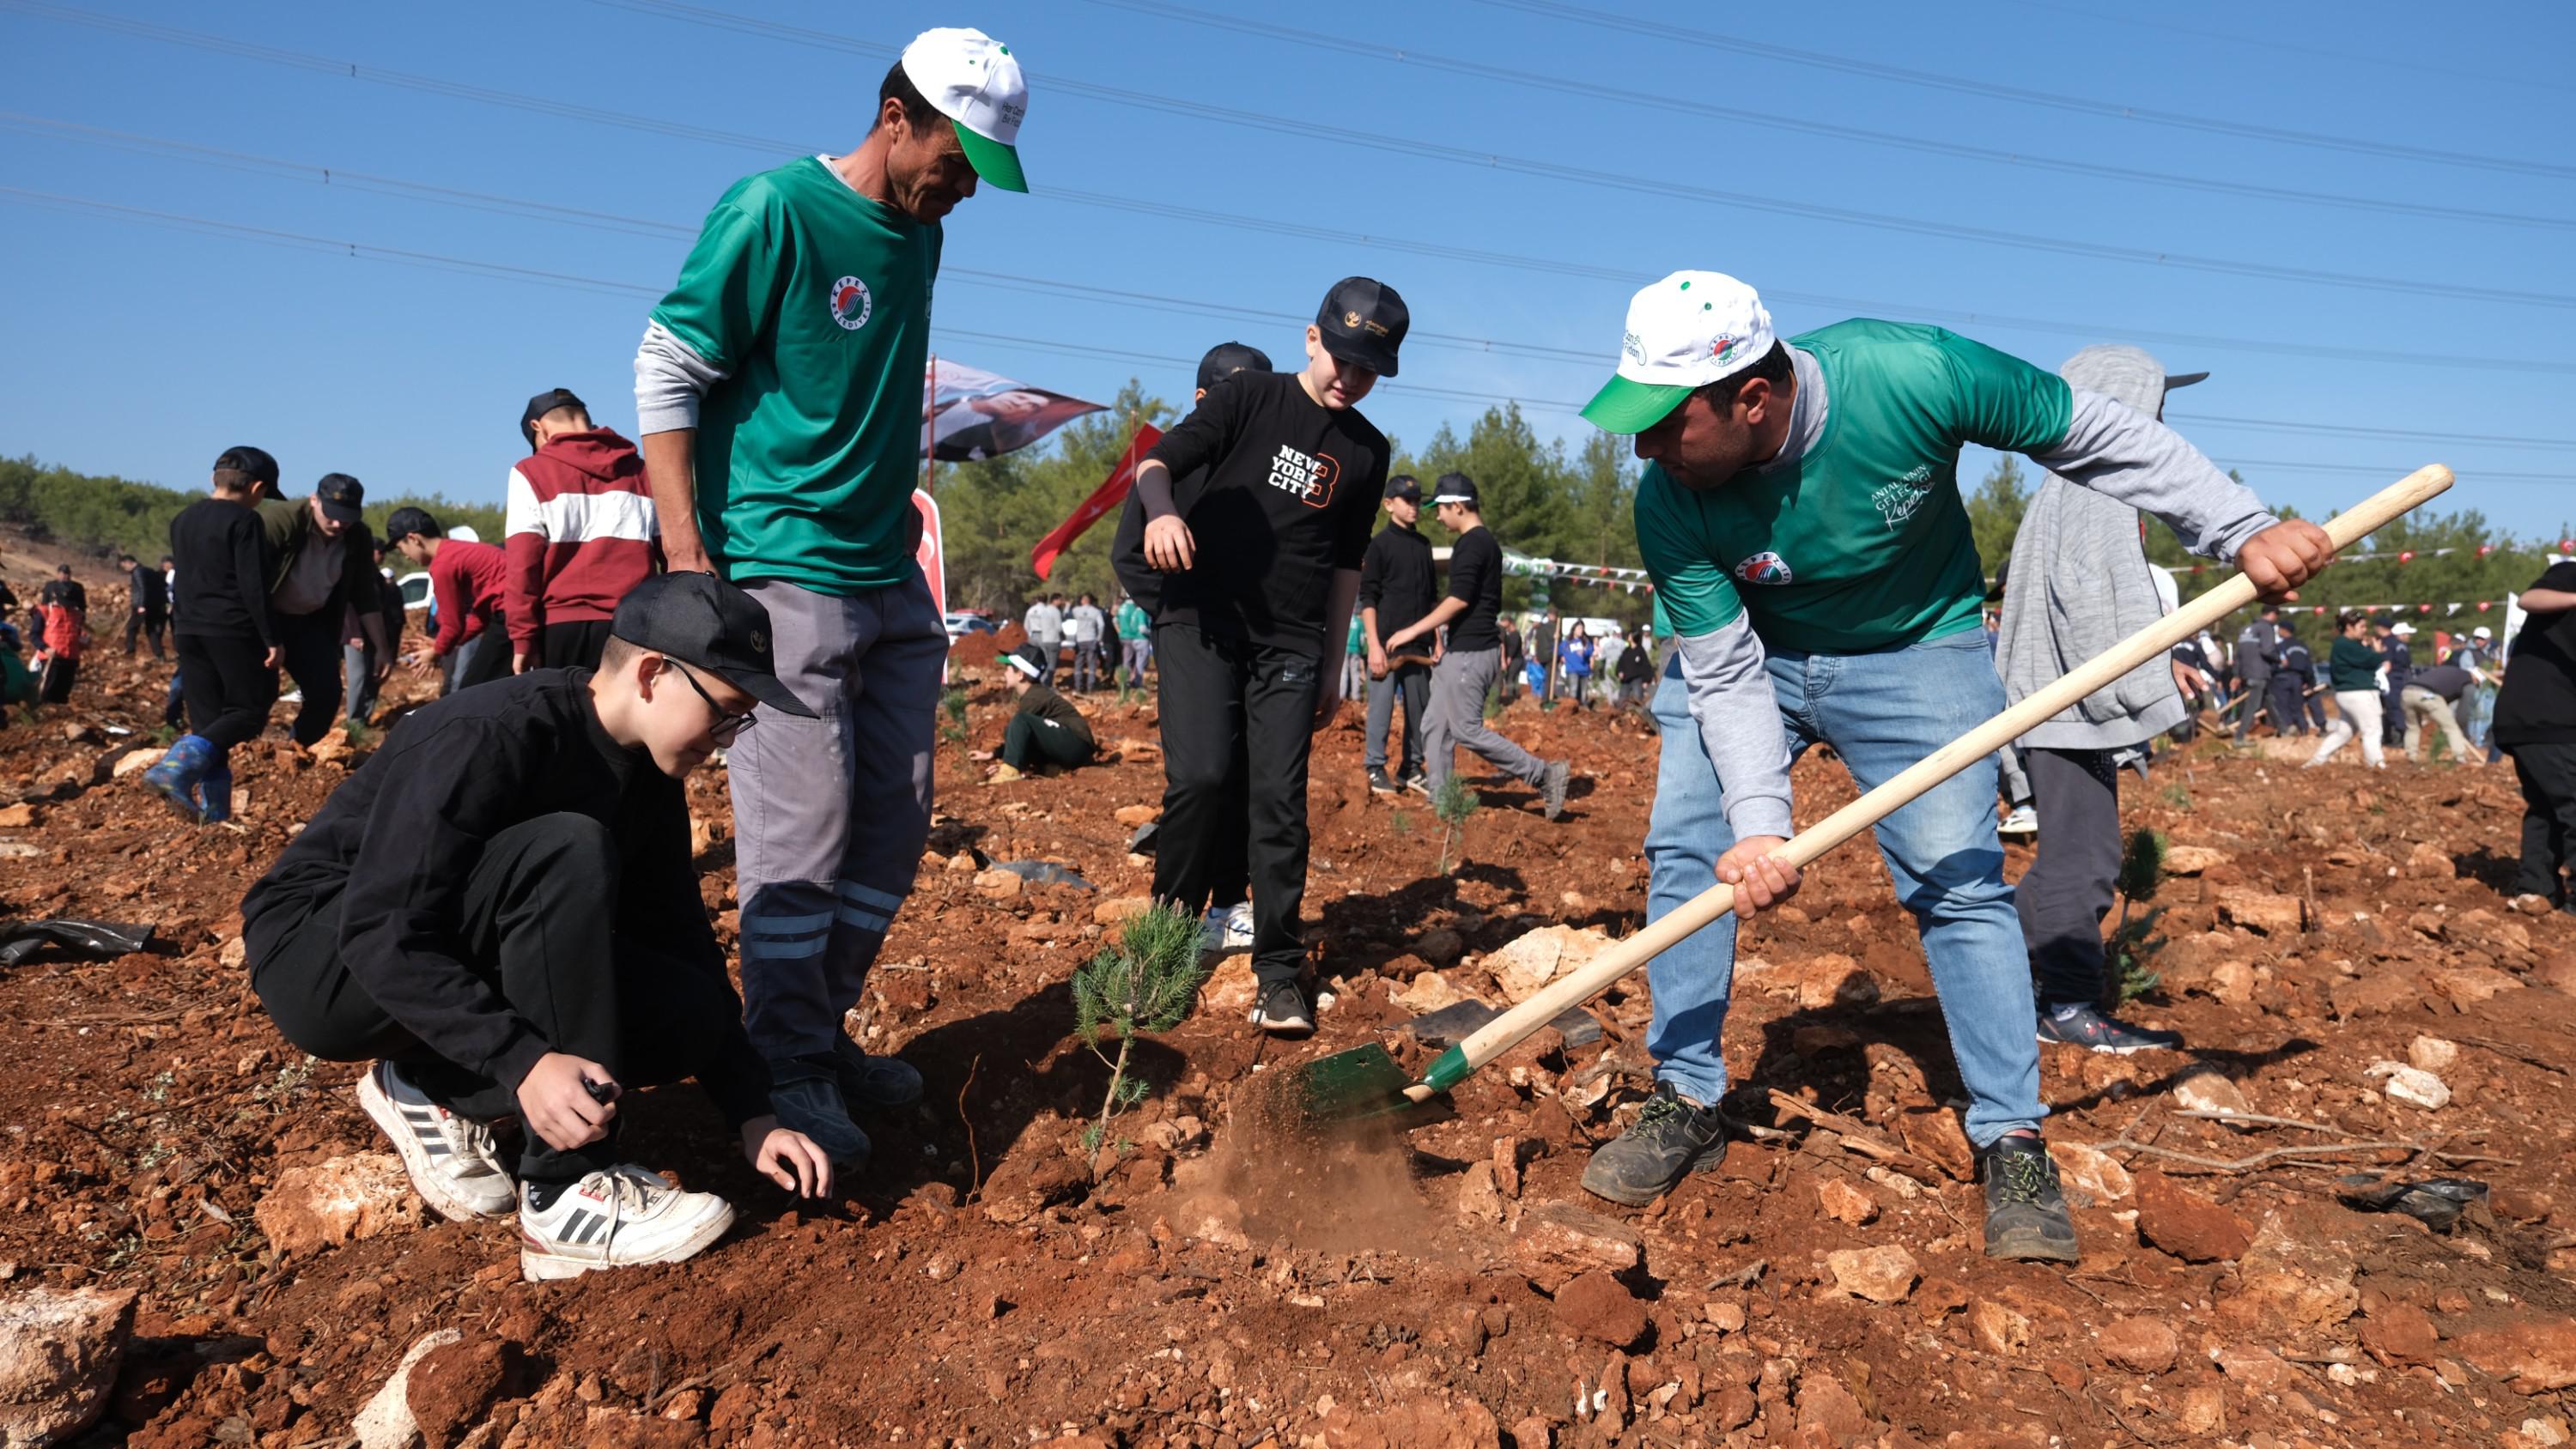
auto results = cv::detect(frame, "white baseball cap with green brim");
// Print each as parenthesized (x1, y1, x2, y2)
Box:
(901, 27, 1030, 193)
(1580, 270, 1777, 433)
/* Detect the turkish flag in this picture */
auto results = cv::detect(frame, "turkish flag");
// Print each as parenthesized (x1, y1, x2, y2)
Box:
(1031, 424, 1162, 581)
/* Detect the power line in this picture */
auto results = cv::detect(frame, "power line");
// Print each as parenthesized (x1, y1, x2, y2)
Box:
(0, 187, 1595, 417)
(1984, 0, 2573, 99)
(1077, 0, 2576, 233)
(579, 0, 2576, 310)
(1470, 0, 2576, 182)
(16, 9, 2573, 378)
(14, 113, 2569, 459)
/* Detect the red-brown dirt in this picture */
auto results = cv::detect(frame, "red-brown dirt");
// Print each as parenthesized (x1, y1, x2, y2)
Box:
(6, 545, 2575, 1447)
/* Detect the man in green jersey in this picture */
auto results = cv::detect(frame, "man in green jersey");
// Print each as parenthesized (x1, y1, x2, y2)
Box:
(1580, 272, 2332, 1262)
(632, 27, 1030, 1168)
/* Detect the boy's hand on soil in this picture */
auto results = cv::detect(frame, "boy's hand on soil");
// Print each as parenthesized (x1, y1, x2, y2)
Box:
(743, 1117, 832, 1197)
(1716, 836, 1800, 915)
(519, 1052, 617, 1152)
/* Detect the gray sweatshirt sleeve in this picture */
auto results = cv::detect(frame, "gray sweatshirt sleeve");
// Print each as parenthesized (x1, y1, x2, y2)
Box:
(2027, 389, 2279, 561)
(1674, 615, 1795, 841)
(633, 321, 730, 435)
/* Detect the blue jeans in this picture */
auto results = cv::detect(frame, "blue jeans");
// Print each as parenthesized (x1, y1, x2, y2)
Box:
(1642, 631, 2043, 1147)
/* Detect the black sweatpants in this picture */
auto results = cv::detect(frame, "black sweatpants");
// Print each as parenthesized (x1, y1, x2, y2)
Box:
(1002, 712, 1092, 771)
(176, 631, 277, 752)
(1152, 623, 1318, 985)
(2016, 747, 2123, 1009)
(2508, 742, 2576, 903)
(536, 618, 617, 672)
(275, 609, 346, 746)
(125, 608, 167, 658)
(250, 814, 743, 1184)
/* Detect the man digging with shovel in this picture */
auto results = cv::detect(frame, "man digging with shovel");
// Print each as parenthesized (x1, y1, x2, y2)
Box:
(1583, 272, 2334, 1261)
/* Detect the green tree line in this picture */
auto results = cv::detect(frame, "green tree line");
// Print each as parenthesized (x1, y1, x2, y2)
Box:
(0, 454, 502, 573)
(931, 382, 1656, 627)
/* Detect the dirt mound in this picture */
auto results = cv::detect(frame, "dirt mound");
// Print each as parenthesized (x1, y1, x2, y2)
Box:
(5, 609, 2573, 1445)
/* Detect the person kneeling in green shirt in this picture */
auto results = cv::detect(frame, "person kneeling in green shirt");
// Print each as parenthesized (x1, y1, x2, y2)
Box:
(1583, 270, 2336, 1264)
(975, 643, 1097, 782)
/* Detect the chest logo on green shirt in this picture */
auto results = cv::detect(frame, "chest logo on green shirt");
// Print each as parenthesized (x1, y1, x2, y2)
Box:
(829, 276, 875, 331)
(1734, 551, 1793, 585)
(1265, 443, 1342, 510)
(1868, 465, 1934, 531)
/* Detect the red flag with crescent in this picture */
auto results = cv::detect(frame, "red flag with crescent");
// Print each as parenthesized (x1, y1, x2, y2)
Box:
(1031, 425, 1162, 580)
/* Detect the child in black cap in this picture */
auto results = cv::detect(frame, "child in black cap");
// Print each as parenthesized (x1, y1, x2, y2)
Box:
(1129, 279, 1404, 1035)
(973, 642, 1097, 782)
(240, 571, 834, 1280)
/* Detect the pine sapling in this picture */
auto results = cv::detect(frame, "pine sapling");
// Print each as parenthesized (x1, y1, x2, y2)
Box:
(939, 686, 970, 748)
(1072, 901, 1206, 1171)
(2109, 827, 2168, 1003)
(1431, 775, 1480, 875)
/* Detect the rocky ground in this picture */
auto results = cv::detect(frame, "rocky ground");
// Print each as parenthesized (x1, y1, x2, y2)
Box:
(4, 542, 2575, 1448)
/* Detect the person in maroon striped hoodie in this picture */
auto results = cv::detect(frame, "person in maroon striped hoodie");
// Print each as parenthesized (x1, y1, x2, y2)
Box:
(506, 389, 662, 673)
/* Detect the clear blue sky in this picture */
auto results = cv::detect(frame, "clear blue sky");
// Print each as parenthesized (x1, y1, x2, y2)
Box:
(4, 0, 2572, 545)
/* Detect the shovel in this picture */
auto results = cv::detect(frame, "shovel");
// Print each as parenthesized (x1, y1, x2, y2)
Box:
(1293, 464, 2455, 1125)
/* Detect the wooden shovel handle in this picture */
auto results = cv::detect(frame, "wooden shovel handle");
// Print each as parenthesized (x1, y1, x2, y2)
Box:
(1412, 463, 2454, 1097)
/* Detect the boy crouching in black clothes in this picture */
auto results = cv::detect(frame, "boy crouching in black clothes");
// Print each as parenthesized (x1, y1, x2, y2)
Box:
(972, 642, 1097, 782)
(241, 572, 834, 1281)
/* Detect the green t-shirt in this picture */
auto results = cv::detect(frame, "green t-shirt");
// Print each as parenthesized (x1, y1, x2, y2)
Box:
(1115, 598, 1147, 639)
(651, 156, 941, 596)
(1634, 319, 2073, 655)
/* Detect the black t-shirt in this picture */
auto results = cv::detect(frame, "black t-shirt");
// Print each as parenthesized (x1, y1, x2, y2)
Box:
(1445, 526, 1506, 652)
(1138, 371, 1388, 652)
(129, 563, 167, 611)
(1358, 523, 1437, 640)
(2495, 561, 2576, 747)
(169, 499, 276, 645)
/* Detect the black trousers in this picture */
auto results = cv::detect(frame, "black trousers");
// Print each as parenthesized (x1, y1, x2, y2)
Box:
(537, 617, 617, 672)
(2016, 748, 2123, 1009)
(2265, 675, 2307, 737)
(175, 632, 277, 752)
(250, 814, 740, 1182)
(2509, 742, 2576, 902)
(35, 656, 77, 704)
(1002, 712, 1092, 771)
(274, 609, 346, 745)
(1152, 623, 1317, 984)
(125, 608, 167, 658)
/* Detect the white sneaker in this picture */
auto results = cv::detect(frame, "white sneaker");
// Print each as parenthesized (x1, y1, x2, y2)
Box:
(356, 1062, 515, 1222)
(1200, 902, 1257, 955)
(1998, 805, 2038, 837)
(517, 1165, 734, 1282)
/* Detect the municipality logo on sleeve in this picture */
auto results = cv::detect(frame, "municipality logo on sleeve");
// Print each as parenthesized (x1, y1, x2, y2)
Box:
(829, 276, 874, 330)
(1734, 551, 1793, 585)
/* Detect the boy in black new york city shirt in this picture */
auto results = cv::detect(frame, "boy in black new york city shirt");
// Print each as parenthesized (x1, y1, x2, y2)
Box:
(1132, 277, 1404, 1034)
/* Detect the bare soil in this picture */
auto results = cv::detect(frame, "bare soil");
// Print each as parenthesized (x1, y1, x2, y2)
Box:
(6, 543, 2574, 1448)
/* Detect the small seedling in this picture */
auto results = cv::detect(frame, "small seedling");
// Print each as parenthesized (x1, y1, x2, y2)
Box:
(1431, 775, 1480, 875)
(1481, 681, 1503, 722)
(939, 687, 969, 747)
(2109, 828, 2167, 1003)
(2159, 781, 2192, 812)
(1072, 902, 1207, 1171)
(342, 718, 377, 749)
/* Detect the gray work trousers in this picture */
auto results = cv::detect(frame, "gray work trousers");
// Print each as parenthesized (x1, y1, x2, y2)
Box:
(1424, 646, 1546, 791)
(1364, 659, 1430, 773)
(730, 573, 947, 1060)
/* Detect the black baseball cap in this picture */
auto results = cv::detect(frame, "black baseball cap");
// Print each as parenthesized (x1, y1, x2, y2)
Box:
(315, 473, 366, 525)
(1005, 643, 1051, 681)
(1385, 475, 1422, 504)
(1431, 471, 1479, 507)
(609, 571, 817, 718)
(1315, 276, 1408, 378)
(520, 387, 587, 447)
(213, 446, 279, 490)
(1195, 343, 1271, 393)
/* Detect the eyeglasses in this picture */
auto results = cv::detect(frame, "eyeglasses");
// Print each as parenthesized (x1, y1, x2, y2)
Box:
(667, 659, 758, 744)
